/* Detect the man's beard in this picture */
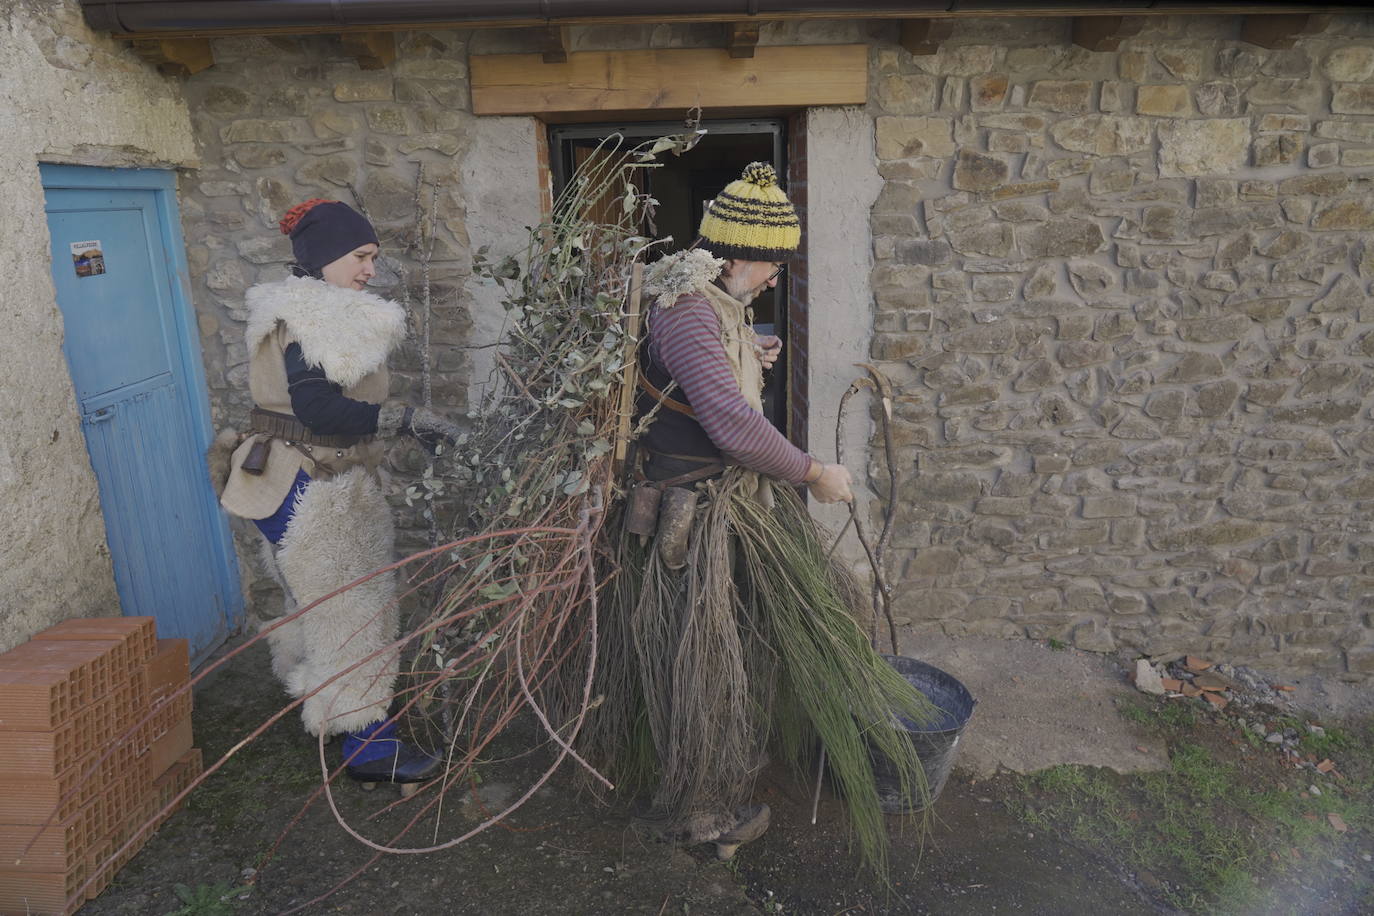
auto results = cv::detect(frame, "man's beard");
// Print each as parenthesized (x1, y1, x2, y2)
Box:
(722, 273, 764, 306)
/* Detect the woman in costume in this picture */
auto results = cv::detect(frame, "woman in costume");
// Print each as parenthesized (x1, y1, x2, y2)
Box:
(217, 199, 458, 792)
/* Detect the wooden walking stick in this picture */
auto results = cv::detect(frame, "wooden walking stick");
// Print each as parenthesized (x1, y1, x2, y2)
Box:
(612, 262, 644, 479)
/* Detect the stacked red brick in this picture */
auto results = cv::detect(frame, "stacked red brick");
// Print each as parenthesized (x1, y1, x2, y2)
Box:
(0, 617, 202, 915)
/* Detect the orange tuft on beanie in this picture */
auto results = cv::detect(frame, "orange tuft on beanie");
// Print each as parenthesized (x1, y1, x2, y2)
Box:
(279, 198, 336, 235)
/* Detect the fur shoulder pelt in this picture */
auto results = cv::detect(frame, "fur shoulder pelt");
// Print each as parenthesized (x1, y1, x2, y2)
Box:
(244, 277, 406, 389)
(643, 248, 724, 310)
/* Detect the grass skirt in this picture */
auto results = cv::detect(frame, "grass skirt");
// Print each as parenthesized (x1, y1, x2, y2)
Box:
(581, 469, 936, 873)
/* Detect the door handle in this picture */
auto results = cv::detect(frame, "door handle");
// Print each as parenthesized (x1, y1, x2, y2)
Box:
(85, 406, 117, 424)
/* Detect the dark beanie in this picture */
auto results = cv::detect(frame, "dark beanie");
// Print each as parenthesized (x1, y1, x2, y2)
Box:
(278, 199, 379, 275)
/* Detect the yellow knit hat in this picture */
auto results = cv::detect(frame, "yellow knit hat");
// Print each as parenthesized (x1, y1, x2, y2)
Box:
(697, 162, 801, 262)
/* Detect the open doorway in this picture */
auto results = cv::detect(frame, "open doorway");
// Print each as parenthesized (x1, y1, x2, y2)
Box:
(549, 119, 791, 434)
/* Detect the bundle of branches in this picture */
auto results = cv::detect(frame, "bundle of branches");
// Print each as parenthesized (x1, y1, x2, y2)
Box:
(376, 129, 705, 824)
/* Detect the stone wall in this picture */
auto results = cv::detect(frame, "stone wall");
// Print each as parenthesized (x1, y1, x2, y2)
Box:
(172, 14, 1374, 679)
(865, 15, 1374, 680)
(0, 0, 196, 651)
(177, 32, 542, 611)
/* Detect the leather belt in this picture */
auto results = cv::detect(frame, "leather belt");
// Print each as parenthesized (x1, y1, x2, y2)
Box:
(637, 374, 696, 418)
(249, 407, 370, 449)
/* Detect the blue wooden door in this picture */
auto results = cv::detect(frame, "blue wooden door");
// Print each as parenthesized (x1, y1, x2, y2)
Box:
(42, 167, 241, 664)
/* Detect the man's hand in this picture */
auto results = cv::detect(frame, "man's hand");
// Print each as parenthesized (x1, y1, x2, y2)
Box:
(754, 335, 782, 370)
(807, 462, 853, 504)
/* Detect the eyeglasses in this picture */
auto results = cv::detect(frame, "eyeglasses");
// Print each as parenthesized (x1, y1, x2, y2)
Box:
(766, 263, 786, 284)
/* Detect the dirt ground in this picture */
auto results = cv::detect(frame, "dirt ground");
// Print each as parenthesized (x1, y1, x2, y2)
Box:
(77, 635, 1369, 916)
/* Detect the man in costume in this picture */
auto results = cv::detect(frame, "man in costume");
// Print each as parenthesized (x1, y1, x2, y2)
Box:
(216, 198, 459, 792)
(620, 162, 876, 858)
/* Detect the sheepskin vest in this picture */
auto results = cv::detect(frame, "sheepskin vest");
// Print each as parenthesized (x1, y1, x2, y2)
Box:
(220, 277, 406, 520)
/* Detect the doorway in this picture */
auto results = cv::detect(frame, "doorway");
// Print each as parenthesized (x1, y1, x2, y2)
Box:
(41, 165, 242, 665)
(549, 119, 793, 434)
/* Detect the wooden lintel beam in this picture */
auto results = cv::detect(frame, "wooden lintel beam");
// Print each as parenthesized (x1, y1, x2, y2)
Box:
(472, 45, 868, 117)
(1070, 15, 1144, 52)
(538, 26, 570, 63)
(340, 31, 395, 70)
(898, 19, 954, 56)
(1239, 13, 1332, 49)
(726, 21, 760, 59)
(130, 37, 214, 76)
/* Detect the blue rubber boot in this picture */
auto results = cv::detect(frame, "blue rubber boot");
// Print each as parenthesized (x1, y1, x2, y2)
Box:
(341, 718, 442, 795)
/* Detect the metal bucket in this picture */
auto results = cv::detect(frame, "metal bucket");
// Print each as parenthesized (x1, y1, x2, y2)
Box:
(872, 655, 977, 813)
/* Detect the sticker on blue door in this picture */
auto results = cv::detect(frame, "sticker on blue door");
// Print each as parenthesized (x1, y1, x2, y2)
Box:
(42, 166, 241, 665)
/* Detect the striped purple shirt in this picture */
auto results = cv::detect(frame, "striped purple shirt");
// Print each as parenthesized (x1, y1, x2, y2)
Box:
(648, 293, 811, 484)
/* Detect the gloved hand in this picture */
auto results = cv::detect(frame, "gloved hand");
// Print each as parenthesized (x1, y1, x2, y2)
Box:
(407, 407, 462, 449)
(377, 403, 461, 449)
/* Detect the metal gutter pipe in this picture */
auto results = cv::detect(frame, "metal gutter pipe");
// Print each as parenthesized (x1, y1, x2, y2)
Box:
(80, 0, 1337, 38)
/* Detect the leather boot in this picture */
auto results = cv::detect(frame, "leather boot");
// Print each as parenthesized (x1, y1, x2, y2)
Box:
(713, 803, 771, 860)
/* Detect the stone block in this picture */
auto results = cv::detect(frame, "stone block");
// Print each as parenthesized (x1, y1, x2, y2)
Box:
(1312, 200, 1374, 231)
(221, 118, 305, 143)
(295, 154, 357, 188)
(262, 86, 311, 116)
(901, 472, 984, 502)
(988, 130, 1030, 153)
(1049, 115, 1152, 157)
(969, 74, 1009, 111)
(1307, 143, 1339, 169)
(1178, 314, 1251, 344)
(202, 85, 254, 116)
(230, 145, 287, 169)
(1279, 173, 1349, 197)
(1019, 219, 1106, 258)
(1151, 518, 1267, 550)
(1314, 120, 1374, 144)
(1194, 379, 1240, 416)
(1312, 274, 1363, 313)
(1252, 134, 1300, 167)
(945, 322, 1015, 354)
(364, 105, 409, 134)
(333, 74, 393, 101)
(1323, 46, 1374, 82)
(955, 150, 1010, 193)
(1028, 80, 1094, 113)
(871, 334, 926, 360)
(1058, 339, 1110, 369)
(873, 72, 938, 114)
(948, 223, 1015, 258)
(992, 200, 1047, 222)
(972, 275, 1017, 302)
(399, 133, 465, 157)
(1246, 79, 1320, 107)
(1158, 119, 1249, 177)
(905, 547, 961, 576)
(1332, 84, 1374, 115)
(1082, 494, 1136, 518)
(1341, 148, 1374, 167)
(875, 116, 955, 160)
(891, 589, 969, 621)
(1216, 46, 1261, 78)
(1136, 85, 1191, 117)
(1193, 82, 1240, 116)
(894, 239, 951, 266)
(1160, 351, 1224, 383)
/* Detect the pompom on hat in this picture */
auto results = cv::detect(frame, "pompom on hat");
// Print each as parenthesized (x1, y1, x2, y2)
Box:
(279, 199, 379, 276)
(696, 162, 801, 263)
